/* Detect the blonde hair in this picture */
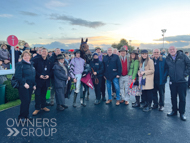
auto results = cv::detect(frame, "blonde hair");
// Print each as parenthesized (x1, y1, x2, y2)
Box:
(21, 51, 31, 58)
(1, 44, 7, 49)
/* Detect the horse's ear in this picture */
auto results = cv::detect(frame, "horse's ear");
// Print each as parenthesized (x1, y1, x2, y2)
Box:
(85, 38, 88, 43)
(81, 38, 84, 43)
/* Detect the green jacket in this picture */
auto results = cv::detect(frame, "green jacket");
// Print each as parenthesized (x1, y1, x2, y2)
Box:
(128, 60, 139, 79)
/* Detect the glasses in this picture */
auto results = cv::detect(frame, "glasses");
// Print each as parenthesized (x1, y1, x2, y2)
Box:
(154, 52, 159, 53)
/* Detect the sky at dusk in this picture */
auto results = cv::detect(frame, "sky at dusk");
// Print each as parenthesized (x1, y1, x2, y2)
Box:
(0, 0, 190, 50)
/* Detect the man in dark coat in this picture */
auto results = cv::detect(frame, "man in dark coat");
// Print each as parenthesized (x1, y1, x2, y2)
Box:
(103, 47, 122, 106)
(48, 48, 62, 106)
(32, 48, 51, 116)
(152, 49, 168, 111)
(53, 54, 70, 110)
(165, 46, 190, 121)
(95, 47, 106, 101)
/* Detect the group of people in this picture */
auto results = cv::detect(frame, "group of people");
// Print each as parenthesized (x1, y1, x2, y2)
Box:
(5, 42, 190, 122)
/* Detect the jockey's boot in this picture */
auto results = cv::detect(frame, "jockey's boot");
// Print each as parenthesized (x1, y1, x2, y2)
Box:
(81, 91, 86, 107)
(85, 90, 89, 101)
(73, 92, 77, 108)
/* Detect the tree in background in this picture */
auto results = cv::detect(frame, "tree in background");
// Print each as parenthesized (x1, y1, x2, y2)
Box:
(112, 39, 134, 53)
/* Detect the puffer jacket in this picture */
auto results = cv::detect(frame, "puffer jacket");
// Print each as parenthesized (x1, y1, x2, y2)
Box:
(165, 50, 190, 83)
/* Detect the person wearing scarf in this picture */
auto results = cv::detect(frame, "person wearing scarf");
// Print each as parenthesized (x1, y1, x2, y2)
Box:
(138, 50, 154, 112)
(53, 54, 70, 110)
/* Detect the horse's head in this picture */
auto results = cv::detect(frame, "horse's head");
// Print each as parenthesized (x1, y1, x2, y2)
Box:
(80, 38, 89, 53)
(80, 38, 92, 63)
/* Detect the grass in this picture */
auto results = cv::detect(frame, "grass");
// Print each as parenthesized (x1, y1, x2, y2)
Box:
(0, 94, 35, 111)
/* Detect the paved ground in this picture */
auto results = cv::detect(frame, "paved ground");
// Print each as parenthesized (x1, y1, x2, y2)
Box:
(0, 81, 190, 143)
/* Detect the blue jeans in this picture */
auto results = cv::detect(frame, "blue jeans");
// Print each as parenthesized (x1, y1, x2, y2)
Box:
(107, 78, 120, 100)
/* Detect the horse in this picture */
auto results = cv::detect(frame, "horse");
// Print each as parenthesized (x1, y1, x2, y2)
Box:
(79, 38, 92, 102)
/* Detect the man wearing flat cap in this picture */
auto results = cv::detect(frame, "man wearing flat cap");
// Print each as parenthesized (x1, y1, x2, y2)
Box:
(119, 47, 130, 105)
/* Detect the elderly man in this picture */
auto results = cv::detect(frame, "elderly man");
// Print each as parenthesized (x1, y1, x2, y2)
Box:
(152, 49, 167, 111)
(49, 48, 62, 106)
(32, 48, 51, 115)
(165, 46, 190, 121)
(103, 47, 122, 105)
(95, 47, 106, 101)
(119, 47, 130, 105)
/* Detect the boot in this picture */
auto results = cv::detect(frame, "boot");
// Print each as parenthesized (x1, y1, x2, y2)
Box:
(73, 92, 77, 108)
(85, 90, 89, 101)
(140, 101, 147, 108)
(132, 96, 140, 107)
(56, 104, 64, 111)
(81, 91, 86, 107)
(143, 105, 152, 112)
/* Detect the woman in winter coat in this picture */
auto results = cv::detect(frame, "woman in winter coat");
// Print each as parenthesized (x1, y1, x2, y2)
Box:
(53, 54, 70, 110)
(126, 50, 141, 107)
(15, 51, 36, 122)
(0, 44, 10, 69)
(90, 53, 104, 105)
(138, 50, 154, 112)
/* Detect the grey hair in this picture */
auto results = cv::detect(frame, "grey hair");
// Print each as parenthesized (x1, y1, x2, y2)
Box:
(153, 49, 160, 53)
(107, 47, 113, 51)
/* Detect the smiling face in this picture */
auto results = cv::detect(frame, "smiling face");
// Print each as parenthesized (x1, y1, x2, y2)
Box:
(23, 53, 31, 62)
(41, 49, 48, 58)
(141, 53, 148, 59)
(168, 46, 177, 56)
(131, 53, 135, 59)
(153, 49, 160, 59)
(107, 48, 113, 56)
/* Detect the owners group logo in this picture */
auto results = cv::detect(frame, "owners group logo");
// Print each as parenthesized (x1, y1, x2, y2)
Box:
(6, 118, 57, 137)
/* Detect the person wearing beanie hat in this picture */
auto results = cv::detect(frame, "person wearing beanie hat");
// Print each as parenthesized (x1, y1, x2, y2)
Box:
(52, 53, 70, 111)
(138, 49, 154, 112)
(90, 52, 104, 104)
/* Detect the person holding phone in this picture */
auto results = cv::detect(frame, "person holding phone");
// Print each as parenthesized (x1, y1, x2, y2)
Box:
(32, 48, 51, 116)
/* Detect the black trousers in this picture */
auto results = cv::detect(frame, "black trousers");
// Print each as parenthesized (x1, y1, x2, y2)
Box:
(93, 77, 102, 100)
(142, 90, 153, 106)
(35, 84, 48, 110)
(152, 82, 165, 106)
(18, 87, 33, 119)
(101, 77, 106, 97)
(169, 82, 187, 114)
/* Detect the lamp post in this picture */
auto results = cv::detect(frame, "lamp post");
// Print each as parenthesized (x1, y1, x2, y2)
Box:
(161, 29, 167, 48)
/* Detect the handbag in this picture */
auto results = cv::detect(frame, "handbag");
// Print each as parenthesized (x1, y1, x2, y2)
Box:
(141, 74, 146, 86)
(11, 65, 23, 89)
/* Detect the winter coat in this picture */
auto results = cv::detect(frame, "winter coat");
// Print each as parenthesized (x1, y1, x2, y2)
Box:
(103, 54, 122, 81)
(128, 60, 139, 80)
(53, 62, 68, 89)
(0, 49, 10, 69)
(32, 56, 51, 88)
(165, 50, 190, 83)
(153, 56, 168, 85)
(14, 60, 36, 88)
(90, 59, 104, 77)
(139, 58, 154, 90)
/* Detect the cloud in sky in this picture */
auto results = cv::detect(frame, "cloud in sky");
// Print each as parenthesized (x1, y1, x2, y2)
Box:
(32, 41, 111, 50)
(24, 20, 35, 25)
(0, 14, 13, 18)
(139, 41, 190, 50)
(20, 11, 38, 16)
(45, 0, 67, 8)
(154, 35, 190, 42)
(50, 14, 106, 28)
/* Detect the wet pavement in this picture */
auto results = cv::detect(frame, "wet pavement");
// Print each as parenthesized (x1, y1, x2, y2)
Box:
(0, 81, 190, 143)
